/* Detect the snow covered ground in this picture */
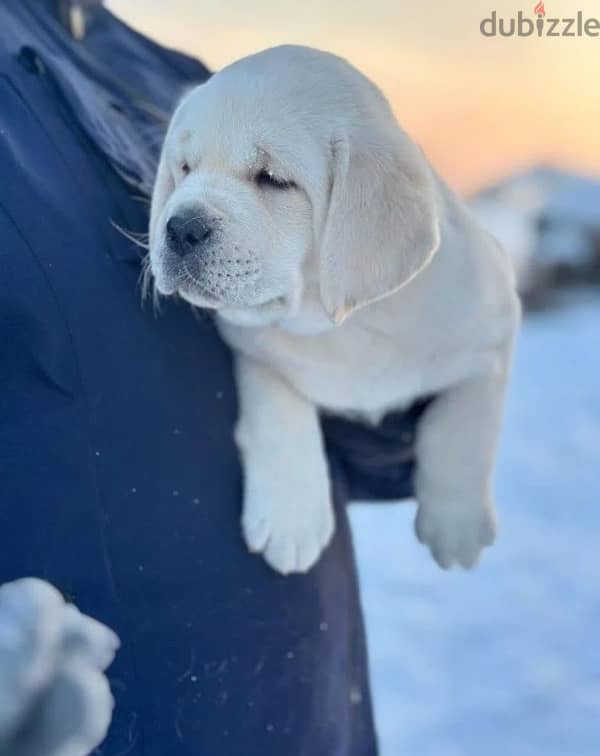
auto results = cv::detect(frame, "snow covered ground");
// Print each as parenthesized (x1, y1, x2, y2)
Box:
(351, 291, 600, 756)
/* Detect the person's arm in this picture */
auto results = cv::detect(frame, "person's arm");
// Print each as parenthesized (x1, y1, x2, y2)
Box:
(0, 193, 119, 754)
(321, 398, 432, 503)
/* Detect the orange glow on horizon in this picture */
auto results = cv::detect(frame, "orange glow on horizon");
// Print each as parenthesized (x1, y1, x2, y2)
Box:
(107, 0, 600, 193)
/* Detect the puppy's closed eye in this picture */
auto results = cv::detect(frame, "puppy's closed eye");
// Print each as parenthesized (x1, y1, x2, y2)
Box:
(254, 169, 297, 191)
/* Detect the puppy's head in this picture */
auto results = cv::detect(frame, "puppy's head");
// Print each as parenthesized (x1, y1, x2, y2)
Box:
(149, 45, 440, 328)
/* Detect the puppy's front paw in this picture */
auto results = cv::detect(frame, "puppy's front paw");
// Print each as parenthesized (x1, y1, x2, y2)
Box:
(242, 473, 335, 575)
(415, 499, 497, 570)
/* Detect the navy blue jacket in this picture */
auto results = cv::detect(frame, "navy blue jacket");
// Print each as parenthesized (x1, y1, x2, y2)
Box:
(0, 2, 427, 753)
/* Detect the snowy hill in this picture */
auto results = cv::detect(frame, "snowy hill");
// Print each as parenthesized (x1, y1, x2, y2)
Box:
(470, 167, 600, 300)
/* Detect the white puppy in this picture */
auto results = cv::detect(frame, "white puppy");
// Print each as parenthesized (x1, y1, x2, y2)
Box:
(149, 45, 520, 575)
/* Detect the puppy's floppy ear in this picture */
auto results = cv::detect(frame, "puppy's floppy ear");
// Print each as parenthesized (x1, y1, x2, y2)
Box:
(319, 121, 440, 324)
(149, 147, 175, 249)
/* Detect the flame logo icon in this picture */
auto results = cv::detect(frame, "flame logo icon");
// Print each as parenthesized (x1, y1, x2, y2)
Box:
(534, 1, 546, 35)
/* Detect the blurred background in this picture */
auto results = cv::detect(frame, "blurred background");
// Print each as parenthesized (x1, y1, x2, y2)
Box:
(108, 1, 600, 753)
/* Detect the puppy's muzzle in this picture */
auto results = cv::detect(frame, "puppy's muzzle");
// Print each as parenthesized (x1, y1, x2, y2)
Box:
(166, 210, 214, 258)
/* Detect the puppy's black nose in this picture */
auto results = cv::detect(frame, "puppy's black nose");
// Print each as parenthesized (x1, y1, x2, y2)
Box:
(166, 212, 214, 258)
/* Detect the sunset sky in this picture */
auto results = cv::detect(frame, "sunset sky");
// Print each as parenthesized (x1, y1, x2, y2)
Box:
(107, 0, 600, 193)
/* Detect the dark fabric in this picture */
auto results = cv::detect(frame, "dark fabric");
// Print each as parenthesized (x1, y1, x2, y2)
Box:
(322, 398, 431, 503)
(0, 2, 425, 754)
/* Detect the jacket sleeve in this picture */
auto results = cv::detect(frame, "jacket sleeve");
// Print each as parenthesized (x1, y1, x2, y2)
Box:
(0, 203, 106, 583)
(321, 399, 430, 503)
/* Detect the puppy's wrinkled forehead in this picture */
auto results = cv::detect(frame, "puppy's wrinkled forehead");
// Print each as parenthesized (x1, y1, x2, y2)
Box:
(167, 45, 381, 179)
(170, 74, 313, 178)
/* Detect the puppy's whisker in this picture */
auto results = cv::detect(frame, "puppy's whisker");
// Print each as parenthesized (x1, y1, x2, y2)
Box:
(140, 254, 152, 298)
(111, 222, 160, 315)
(110, 219, 150, 250)
(139, 253, 162, 315)
(129, 194, 152, 207)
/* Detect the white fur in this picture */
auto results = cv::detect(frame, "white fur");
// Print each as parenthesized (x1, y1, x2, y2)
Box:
(149, 46, 521, 574)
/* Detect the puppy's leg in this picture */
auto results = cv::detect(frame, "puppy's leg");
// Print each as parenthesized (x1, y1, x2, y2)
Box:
(414, 345, 514, 569)
(234, 354, 335, 575)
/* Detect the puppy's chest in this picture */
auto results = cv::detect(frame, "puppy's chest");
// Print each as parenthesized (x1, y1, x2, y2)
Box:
(286, 354, 422, 419)
(251, 325, 460, 419)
